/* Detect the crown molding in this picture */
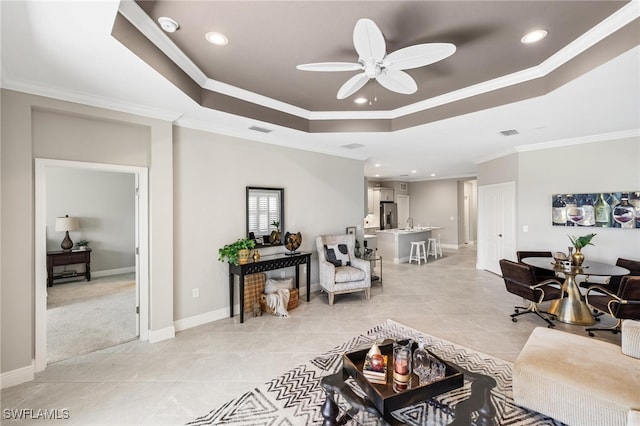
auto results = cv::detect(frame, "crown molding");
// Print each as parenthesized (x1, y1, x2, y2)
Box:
(119, 0, 640, 122)
(1, 77, 183, 122)
(515, 129, 640, 152)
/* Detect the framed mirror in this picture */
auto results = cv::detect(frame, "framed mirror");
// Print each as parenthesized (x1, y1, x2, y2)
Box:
(246, 186, 284, 247)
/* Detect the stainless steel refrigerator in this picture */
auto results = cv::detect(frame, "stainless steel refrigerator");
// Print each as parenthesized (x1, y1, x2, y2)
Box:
(380, 202, 398, 229)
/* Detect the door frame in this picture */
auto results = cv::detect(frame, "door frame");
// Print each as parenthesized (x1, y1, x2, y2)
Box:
(34, 158, 149, 372)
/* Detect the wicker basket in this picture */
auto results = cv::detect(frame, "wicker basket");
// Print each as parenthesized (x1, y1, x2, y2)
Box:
(260, 288, 299, 315)
(243, 273, 266, 313)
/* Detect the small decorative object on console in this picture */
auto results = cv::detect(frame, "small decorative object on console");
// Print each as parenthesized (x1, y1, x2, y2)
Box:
(284, 231, 302, 255)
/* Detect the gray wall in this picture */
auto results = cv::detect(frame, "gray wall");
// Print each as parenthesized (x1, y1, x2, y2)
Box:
(408, 178, 462, 246)
(173, 126, 365, 321)
(1, 89, 365, 377)
(478, 137, 640, 263)
(46, 167, 135, 273)
(1, 89, 174, 374)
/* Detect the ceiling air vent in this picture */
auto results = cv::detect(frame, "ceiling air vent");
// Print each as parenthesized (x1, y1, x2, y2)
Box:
(341, 143, 365, 149)
(499, 129, 519, 136)
(249, 125, 273, 133)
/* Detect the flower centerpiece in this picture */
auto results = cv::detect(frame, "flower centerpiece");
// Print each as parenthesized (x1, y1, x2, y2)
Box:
(568, 233, 596, 266)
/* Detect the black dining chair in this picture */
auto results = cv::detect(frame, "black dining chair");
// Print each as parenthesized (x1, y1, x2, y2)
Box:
(585, 275, 640, 336)
(516, 251, 558, 283)
(500, 259, 563, 328)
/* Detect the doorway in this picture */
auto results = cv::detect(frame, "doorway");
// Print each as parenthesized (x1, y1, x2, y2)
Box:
(34, 159, 149, 372)
(477, 181, 516, 274)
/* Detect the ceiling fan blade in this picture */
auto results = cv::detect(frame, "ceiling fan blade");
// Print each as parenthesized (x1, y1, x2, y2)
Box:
(296, 62, 362, 72)
(376, 69, 417, 94)
(384, 43, 456, 70)
(353, 18, 386, 62)
(337, 72, 370, 99)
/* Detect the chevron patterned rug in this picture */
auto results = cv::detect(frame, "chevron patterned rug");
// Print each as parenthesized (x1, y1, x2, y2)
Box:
(187, 319, 563, 425)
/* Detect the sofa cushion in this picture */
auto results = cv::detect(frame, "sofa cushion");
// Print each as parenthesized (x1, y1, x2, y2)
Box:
(335, 266, 366, 283)
(325, 243, 350, 267)
(622, 320, 640, 359)
(514, 327, 640, 426)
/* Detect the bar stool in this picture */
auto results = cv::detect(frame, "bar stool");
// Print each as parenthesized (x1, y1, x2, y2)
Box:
(427, 235, 443, 259)
(409, 241, 427, 264)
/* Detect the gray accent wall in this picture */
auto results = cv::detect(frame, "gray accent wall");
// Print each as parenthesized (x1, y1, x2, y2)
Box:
(45, 167, 136, 273)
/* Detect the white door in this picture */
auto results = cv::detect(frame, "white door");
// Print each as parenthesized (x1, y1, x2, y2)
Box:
(397, 195, 410, 228)
(477, 182, 516, 274)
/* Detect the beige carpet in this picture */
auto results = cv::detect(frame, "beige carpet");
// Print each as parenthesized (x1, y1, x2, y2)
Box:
(47, 274, 137, 364)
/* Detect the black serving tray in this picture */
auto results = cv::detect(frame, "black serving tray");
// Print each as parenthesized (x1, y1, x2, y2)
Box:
(342, 340, 464, 417)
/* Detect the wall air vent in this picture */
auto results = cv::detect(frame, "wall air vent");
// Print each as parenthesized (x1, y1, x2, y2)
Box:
(341, 143, 365, 149)
(499, 129, 519, 136)
(249, 125, 273, 133)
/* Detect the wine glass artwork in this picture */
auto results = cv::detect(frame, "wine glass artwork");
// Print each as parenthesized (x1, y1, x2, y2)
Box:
(566, 206, 585, 226)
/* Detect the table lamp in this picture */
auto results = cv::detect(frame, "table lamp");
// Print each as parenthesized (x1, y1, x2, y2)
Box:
(55, 215, 79, 251)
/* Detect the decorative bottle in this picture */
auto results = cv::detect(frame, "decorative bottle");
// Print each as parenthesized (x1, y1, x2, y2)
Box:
(612, 193, 635, 228)
(412, 335, 432, 384)
(630, 192, 640, 229)
(552, 195, 567, 226)
(580, 195, 595, 227)
(564, 194, 577, 226)
(594, 193, 611, 227)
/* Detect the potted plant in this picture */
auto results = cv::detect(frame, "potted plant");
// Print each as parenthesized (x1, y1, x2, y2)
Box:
(568, 233, 596, 266)
(76, 240, 90, 251)
(218, 238, 256, 265)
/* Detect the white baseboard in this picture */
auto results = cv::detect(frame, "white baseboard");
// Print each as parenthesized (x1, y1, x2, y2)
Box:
(1, 363, 34, 389)
(92, 266, 136, 278)
(148, 325, 175, 343)
(173, 283, 321, 332)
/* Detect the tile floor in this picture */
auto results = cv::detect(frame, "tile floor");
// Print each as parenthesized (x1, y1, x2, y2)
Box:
(1, 245, 620, 425)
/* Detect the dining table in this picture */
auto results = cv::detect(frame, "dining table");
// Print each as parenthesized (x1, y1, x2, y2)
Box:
(521, 257, 630, 326)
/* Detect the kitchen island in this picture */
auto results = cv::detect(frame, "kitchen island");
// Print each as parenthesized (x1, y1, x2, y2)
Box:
(376, 227, 443, 264)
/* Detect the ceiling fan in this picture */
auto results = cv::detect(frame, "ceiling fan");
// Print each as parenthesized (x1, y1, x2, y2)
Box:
(297, 18, 456, 100)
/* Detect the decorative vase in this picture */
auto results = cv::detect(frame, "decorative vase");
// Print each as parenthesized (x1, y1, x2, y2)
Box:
(284, 231, 302, 255)
(572, 248, 584, 266)
(237, 249, 251, 265)
(252, 249, 260, 262)
(269, 230, 281, 245)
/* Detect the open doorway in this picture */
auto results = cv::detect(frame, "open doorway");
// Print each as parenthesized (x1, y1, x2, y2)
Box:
(35, 159, 149, 371)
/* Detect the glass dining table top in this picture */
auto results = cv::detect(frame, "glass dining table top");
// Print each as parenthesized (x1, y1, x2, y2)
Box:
(522, 257, 630, 277)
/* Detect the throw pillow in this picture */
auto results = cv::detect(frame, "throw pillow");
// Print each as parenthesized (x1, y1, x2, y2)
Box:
(324, 243, 351, 267)
(264, 278, 294, 294)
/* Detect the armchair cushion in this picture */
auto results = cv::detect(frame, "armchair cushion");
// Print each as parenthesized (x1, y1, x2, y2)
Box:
(335, 266, 366, 283)
(324, 243, 350, 266)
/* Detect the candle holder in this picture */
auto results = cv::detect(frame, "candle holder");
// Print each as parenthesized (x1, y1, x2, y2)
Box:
(392, 339, 412, 392)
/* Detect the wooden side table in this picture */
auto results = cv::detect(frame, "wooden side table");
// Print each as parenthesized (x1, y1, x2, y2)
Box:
(47, 249, 92, 287)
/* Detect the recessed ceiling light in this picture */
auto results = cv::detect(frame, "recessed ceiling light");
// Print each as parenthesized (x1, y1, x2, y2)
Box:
(521, 29, 548, 44)
(375, 163, 381, 167)
(375, 174, 380, 177)
(158, 17, 179, 33)
(411, 170, 417, 174)
(430, 173, 436, 177)
(354, 97, 368, 104)
(205, 32, 229, 46)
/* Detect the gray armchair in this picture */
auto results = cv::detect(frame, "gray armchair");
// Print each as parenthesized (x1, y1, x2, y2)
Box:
(316, 234, 371, 305)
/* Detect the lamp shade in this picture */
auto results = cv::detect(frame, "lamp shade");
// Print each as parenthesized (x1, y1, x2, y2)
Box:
(55, 216, 79, 232)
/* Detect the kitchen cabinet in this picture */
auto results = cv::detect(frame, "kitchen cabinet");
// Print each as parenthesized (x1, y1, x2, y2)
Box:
(377, 188, 394, 202)
(367, 189, 374, 214)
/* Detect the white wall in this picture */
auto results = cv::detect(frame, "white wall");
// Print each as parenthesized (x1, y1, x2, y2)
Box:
(478, 136, 640, 264)
(173, 126, 365, 321)
(46, 167, 135, 273)
(516, 136, 640, 263)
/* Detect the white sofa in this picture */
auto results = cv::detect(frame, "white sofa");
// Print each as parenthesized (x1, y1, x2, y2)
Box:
(316, 234, 370, 305)
(513, 320, 640, 426)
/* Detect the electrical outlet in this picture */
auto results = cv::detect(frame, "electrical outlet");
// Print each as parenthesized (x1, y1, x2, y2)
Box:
(192, 288, 199, 298)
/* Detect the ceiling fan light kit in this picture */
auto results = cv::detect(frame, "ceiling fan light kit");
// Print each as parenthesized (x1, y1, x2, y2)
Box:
(297, 18, 456, 100)
(157, 17, 179, 33)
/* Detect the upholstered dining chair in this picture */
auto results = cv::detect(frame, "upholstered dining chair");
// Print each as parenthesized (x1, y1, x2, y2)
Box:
(579, 257, 640, 294)
(316, 234, 370, 305)
(516, 250, 557, 282)
(585, 275, 640, 336)
(500, 259, 563, 328)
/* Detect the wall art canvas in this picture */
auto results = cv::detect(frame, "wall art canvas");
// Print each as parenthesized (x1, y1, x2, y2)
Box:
(551, 192, 640, 229)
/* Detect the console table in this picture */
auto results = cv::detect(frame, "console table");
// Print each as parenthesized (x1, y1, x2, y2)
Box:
(47, 249, 92, 287)
(228, 252, 311, 323)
